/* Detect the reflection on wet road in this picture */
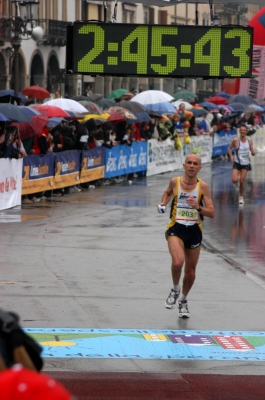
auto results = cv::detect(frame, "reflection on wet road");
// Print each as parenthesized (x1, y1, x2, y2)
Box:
(203, 153, 265, 283)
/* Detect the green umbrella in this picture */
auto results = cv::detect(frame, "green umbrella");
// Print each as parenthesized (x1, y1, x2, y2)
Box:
(107, 89, 129, 100)
(173, 90, 197, 100)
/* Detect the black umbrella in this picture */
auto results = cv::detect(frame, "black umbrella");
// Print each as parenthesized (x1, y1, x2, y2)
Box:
(116, 101, 151, 122)
(145, 109, 163, 118)
(97, 98, 116, 109)
(0, 89, 26, 100)
(229, 102, 247, 112)
(227, 94, 258, 105)
(0, 103, 31, 122)
(72, 95, 93, 102)
(89, 93, 103, 102)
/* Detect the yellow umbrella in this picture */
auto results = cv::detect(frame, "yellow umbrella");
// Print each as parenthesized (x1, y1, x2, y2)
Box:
(79, 113, 110, 123)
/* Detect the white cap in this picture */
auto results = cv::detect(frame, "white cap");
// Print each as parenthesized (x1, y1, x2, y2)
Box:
(80, 135, 88, 143)
(217, 113, 222, 118)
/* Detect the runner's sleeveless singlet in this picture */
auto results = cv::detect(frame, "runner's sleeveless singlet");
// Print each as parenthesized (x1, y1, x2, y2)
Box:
(234, 138, 250, 166)
(167, 177, 203, 229)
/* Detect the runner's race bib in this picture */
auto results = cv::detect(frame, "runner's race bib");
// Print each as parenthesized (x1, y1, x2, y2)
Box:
(176, 207, 198, 223)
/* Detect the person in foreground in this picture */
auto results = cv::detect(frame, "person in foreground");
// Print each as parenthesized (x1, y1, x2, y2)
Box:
(227, 125, 255, 205)
(157, 154, 215, 318)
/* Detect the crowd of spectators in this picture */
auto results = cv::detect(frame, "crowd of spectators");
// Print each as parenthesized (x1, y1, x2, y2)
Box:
(1, 91, 264, 201)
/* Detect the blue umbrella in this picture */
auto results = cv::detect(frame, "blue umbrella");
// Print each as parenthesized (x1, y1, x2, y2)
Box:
(143, 101, 176, 114)
(227, 94, 258, 105)
(18, 105, 41, 116)
(216, 92, 229, 98)
(0, 89, 26, 101)
(46, 117, 64, 128)
(0, 103, 31, 122)
(0, 112, 10, 122)
(199, 102, 220, 110)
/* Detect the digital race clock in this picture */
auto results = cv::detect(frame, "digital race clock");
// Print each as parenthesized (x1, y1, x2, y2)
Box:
(66, 22, 253, 78)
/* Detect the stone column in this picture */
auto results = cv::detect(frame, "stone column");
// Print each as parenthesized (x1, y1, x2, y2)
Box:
(104, 76, 113, 98)
(95, 76, 104, 95)
(112, 77, 122, 90)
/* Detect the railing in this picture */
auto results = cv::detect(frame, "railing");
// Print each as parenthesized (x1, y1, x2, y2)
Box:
(215, 4, 248, 15)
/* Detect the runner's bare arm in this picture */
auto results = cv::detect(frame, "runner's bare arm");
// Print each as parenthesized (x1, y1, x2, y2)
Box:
(160, 178, 176, 206)
(199, 182, 215, 218)
(249, 138, 255, 156)
(227, 138, 236, 162)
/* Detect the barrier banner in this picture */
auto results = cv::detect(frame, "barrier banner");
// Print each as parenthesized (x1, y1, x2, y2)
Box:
(22, 153, 54, 195)
(0, 158, 22, 210)
(212, 130, 237, 157)
(81, 147, 105, 183)
(105, 142, 147, 179)
(186, 135, 212, 164)
(54, 150, 81, 189)
(147, 138, 183, 177)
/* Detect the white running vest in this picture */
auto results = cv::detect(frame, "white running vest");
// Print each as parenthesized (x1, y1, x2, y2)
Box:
(234, 138, 250, 166)
(175, 179, 200, 226)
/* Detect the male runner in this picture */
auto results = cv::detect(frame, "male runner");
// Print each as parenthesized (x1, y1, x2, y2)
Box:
(228, 125, 255, 205)
(157, 154, 214, 318)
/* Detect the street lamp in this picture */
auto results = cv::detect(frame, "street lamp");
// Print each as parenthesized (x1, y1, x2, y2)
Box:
(5, 0, 43, 98)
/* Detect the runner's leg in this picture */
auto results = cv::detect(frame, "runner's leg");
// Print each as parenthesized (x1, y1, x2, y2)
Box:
(182, 247, 201, 296)
(231, 168, 240, 184)
(239, 169, 248, 197)
(168, 236, 185, 286)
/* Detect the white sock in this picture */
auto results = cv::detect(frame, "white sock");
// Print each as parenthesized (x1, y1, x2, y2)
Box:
(173, 285, 180, 292)
(179, 294, 187, 302)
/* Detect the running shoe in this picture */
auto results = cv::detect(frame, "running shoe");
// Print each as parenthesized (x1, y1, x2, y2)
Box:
(239, 196, 244, 205)
(178, 300, 190, 318)
(165, 289, 179, 309)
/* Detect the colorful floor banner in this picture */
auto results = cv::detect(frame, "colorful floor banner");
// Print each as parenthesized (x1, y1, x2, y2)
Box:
(0, 158, 22, 210)
(80, 147, 105, 183)
(25, 328, 265, 362)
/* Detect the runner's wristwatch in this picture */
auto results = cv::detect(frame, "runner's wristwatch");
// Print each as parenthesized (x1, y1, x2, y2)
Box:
(197, 206, 202, 212)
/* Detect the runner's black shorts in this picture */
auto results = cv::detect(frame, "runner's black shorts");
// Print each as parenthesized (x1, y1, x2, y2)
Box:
(233, 161, 252, 171)
(165, 222, 202, 249)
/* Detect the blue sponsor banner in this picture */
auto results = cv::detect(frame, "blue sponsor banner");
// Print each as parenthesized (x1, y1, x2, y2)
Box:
(105, 142, 147, 179)
(22, 153, 55, 194)
(81, 147, 105, 183)
(212, 130, 237, 157)
(54, 150, 81, 189)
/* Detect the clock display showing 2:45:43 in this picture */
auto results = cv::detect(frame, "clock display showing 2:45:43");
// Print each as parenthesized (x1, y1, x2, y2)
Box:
(66, 23, 253, 78)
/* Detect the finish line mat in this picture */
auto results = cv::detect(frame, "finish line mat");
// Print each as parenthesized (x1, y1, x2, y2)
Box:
(24, 329, 265, 362)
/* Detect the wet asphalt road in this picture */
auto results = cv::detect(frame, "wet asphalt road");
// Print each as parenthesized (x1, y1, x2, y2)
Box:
(202, 153, 265, 284)
(0, 154, 265, 384)
(2, 153, 264, 283)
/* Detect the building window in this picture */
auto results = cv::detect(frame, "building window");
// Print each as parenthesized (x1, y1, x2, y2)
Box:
(122, 4, 136, 23)
(143, 7, 149, 24)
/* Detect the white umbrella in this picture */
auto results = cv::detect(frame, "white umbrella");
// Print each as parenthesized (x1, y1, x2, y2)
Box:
(171, 99, 193, 109)
(131, 90, 174, 105)
(44, 98, 88, 113)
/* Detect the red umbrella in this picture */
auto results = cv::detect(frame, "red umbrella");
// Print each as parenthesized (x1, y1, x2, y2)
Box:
(22, 86, 50, 99)
(106, 110, 126, 123)
(11, 115, 48, 141)
(30, 104, 70, 118)
(206, 96, 227, 105)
